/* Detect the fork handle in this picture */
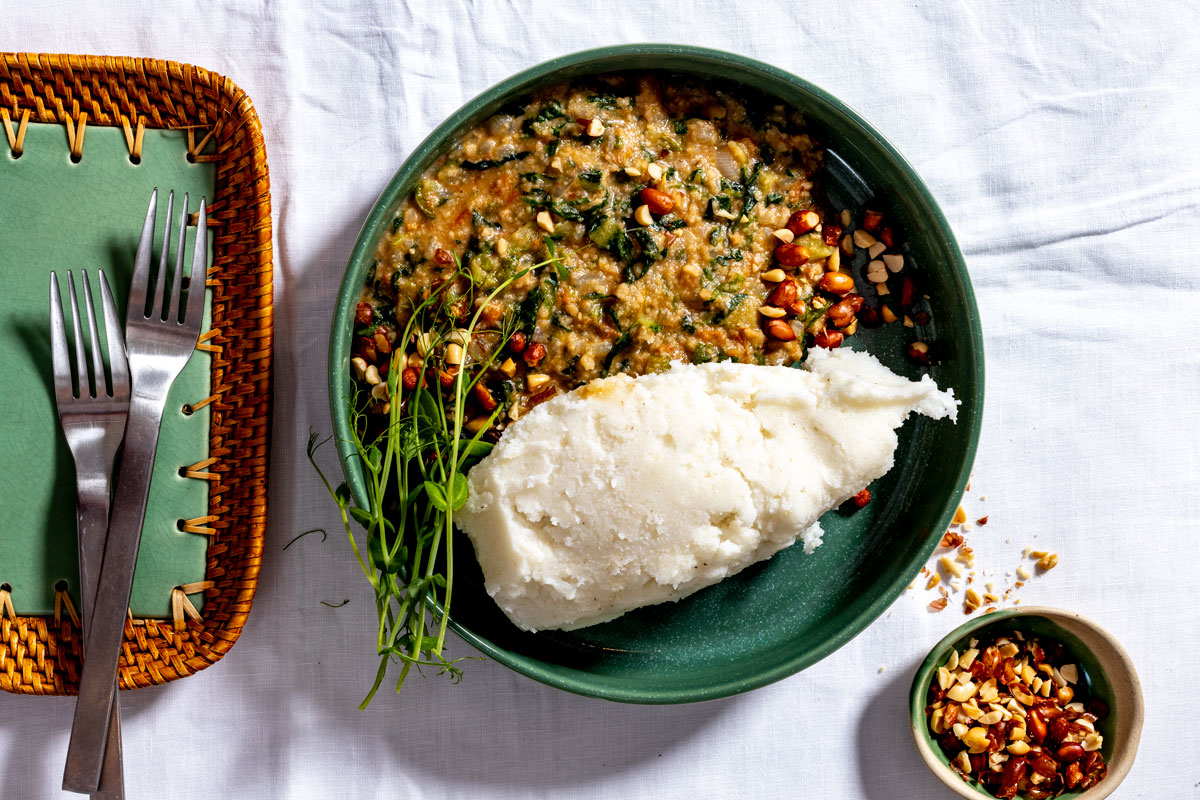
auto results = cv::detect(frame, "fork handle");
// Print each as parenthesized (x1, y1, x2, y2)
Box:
(64, 391, 167, 794)
(75, 478, 126, 800)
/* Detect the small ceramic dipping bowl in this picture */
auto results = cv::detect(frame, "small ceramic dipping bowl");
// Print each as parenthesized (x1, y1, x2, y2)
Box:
(909, 607, 1143, 799)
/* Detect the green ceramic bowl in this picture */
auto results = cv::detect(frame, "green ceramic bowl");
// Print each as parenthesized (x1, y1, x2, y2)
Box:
(330, 44, 984, 703)
(909, 607, 1143, 799)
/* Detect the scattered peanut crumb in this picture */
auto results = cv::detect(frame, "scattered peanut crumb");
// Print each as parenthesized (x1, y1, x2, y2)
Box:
(1036, 552, 1059, 571)
(916, 485, 1060, 617)
(940, 556, 964, 579)
(964, 588, 982, 613)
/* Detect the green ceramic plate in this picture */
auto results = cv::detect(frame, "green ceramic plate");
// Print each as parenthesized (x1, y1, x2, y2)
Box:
(330, 44, 984, 703)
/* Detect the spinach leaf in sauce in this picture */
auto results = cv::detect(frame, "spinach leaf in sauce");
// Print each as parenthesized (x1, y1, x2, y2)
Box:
(461, 151, 531, 171)
(602, 329, 633, 373)
(471, 210, 503, 229)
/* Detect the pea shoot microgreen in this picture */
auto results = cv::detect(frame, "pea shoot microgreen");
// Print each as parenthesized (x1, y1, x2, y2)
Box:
(310, 245, 565, 706)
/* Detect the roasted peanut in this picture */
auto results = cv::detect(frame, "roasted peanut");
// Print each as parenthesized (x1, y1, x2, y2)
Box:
(906, 341, 933, 366)
(822, 222, 842, 248)
(785, 209, 820, 236)
(639, 187, 675, 215)
(899, 274, 917, 308)
(857, 304, 883, 328)
(826, 301, 856, 328)
(766, 280, 798, 308)
(508, 331, 527, 355)
(1028, 709, 1048, 744)
(472, 381, 498, 411)
(1056, 743, 1084, 763)
(355, 302, 374, 325)
(813, 330, 844, 349)
(764, 319, 796, 341)
(774, 243, 810, 267)
(962, 727, 991, 754)
(825, 294, 864, 328)
(373, 330, 392, 355)
(819, 272, 855, 295)
(523, 341, 547, 368)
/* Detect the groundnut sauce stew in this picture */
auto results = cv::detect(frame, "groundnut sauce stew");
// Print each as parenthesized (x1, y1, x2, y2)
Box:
(354, 72, 919, 430)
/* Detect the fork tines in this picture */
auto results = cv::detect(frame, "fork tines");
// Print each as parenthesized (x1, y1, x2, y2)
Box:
(131, 188, 208, 328)
(49, 270, 127, 402)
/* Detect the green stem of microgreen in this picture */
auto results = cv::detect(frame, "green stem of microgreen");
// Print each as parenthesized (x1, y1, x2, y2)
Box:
(313, 243, 568, 704)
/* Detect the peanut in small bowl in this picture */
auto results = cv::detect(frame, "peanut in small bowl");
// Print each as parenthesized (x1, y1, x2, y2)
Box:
(909, 607, 1143, 800)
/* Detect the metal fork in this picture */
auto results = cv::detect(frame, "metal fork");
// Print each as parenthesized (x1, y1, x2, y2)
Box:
(63, 189, 208, 794)
(50, 270, 130, 800)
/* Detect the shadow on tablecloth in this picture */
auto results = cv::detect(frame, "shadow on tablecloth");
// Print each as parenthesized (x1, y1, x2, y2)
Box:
(856, 659, 958, 799)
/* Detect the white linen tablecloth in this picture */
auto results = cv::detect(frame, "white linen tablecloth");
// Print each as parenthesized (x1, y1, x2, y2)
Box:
(3, 1, 1198, 797)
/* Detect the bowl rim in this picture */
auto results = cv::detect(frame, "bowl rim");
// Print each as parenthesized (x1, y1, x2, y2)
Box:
(329, 43, 986, 702)
(908, 605, 1144, 799)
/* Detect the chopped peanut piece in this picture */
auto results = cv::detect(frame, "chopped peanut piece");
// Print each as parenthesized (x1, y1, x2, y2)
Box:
(1037, 552, 1059, 571)
(852, 229, 877, 248)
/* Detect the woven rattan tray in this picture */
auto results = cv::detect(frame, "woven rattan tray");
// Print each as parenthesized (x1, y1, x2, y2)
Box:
(0, 52, 272, 695)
